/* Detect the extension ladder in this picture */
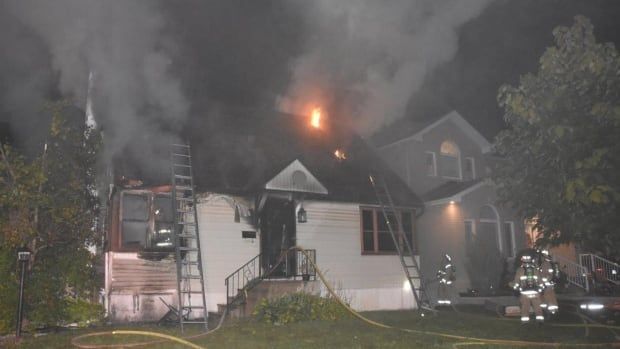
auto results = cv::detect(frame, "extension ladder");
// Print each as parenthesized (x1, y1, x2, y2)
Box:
(171, 143, 208, 331)
(369, 173, 433, 311)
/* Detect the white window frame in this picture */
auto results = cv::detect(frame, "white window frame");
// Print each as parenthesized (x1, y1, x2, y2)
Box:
(464, 219, 476, 245)
(439, 141, 462, 180)
(479, 205, 502, 253)
(464, 157, 476, 180)
(425, 151, 437, 177)
(503, 221, 516, 257)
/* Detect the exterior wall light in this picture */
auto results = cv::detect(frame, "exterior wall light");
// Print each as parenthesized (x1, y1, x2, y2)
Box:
(297, 205, 307, 223)
(449, 200, 456, 204)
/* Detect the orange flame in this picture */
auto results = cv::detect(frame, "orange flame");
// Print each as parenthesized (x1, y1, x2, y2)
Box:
(310, 108, 321, 129)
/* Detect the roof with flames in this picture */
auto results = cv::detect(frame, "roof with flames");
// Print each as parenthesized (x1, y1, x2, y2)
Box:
(185, 109, 423, 207)
(112, 108, 422, 207)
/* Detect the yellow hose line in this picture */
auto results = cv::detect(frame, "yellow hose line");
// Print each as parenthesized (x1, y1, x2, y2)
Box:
(72, 246, 620, 348)
(452, 342, 489, 348)
(111, 330, 204, 349)
(71, 330, 206, 349)
(293, 246, 620, 348)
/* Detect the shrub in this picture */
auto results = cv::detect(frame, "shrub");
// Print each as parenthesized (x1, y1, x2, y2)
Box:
(253, 292, 350, 325)
(64, 298, 105, 327)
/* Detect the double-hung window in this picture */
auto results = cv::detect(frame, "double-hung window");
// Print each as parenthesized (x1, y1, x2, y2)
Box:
(464, 219, 476, 246)
(121, 193, 149, 248)
(120, 191, 174, 251)
(503, 222, 516, 257)
(464, 157, 476, 180)
(439, 141, 461, 179)
(425, 151, 437, 177)
(361, 208, 417, 255)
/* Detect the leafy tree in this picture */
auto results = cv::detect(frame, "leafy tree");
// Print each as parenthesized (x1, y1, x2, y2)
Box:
(0, 101, 102, 332)
(494, 16, 620, 257)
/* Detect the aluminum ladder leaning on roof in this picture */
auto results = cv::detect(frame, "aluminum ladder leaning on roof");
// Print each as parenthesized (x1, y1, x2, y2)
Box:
(171, 143, 208, 332)
(369, 173, 433, 312)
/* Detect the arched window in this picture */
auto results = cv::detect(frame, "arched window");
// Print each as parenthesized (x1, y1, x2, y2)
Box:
(477, 205, 502, 252)
(440, 141, 459, 156)
(439, 140, 461, 179)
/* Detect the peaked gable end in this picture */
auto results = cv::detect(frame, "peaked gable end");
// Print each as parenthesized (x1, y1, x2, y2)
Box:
(381, 111, 492, 153)
(265, 159, 328, 195)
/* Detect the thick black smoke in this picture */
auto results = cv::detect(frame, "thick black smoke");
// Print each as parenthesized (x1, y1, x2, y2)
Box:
(2, 0, 619, 169)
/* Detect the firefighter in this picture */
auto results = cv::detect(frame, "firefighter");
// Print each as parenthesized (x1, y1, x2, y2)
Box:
(538, 249, 559, 314)
(511, 253, 545, 323)
(436, 254, 456, 305)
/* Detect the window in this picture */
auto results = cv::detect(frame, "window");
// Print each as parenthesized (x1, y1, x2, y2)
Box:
(478, 205, 501, 252)
(153, 195, 174, 248)
(120, 191, 174, 250)
(464, 219, 475, 246)
(121, 193, 149, 248)
(464, 157, 476, 180)
(425, 152, 437, 177)
(439, 141, 461, 179)
(503, 222, 515, 257)
(361, 208, 417, 254)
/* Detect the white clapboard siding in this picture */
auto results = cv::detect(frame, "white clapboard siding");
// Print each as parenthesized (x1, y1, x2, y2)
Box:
(197, 197, 260, 311)
(297, 200, 417, 311)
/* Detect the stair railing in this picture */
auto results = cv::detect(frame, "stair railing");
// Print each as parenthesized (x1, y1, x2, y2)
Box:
(552, 254, 589, 292)
(225, 253, 262, 309)
(579, 254, 620, 286)
(224, 249, 317, 308)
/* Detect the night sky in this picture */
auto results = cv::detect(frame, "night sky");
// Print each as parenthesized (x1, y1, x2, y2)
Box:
(394, 0, 620, 140)
(1, 0, 619, 162)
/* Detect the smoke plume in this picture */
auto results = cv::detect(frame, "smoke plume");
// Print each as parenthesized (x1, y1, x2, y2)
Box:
(0, 0, 496, 169)
(3, 0, 185, 172)
(279, 0, 494, 135)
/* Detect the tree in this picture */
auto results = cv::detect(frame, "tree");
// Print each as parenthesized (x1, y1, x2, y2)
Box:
(494, 16, 620, 257)
(0, 101, 102, 332)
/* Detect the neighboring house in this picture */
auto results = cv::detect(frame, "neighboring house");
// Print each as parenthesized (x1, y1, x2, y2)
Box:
(103, 110, 424, 322)
(376, 110, 527, 297)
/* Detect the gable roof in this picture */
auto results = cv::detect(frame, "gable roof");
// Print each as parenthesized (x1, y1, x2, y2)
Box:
(376, 111, 492, 153)
(423, 179, 487, 205)
(265, 159, 328, 195)
(186, 109, 423, 208)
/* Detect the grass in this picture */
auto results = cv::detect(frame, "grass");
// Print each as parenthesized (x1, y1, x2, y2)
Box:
(3, 306, 619, 349)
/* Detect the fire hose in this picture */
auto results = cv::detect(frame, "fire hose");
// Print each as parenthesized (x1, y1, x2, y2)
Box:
(72, 246, 620, 348)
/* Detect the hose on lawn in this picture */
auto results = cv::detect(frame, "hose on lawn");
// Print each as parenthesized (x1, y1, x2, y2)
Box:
(71, 307, 228, 349)
(293, 246, 620, 348)
(72, 246, 620, 348)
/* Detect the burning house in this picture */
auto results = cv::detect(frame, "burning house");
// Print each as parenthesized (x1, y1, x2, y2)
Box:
(103, 109, 424, 323)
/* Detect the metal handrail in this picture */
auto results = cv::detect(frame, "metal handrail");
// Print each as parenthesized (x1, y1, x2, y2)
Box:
(225, 253, 262, 308)
(552, 254, 589, 292)
(579, 254, 620, 286)
(224, 249, 317, 308)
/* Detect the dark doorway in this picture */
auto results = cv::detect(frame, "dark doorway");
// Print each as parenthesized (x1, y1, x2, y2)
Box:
(260, 196, 296, 278)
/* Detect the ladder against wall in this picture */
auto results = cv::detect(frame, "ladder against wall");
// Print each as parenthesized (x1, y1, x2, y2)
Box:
(369, 173, 433, 312)
(171, 143, 208, 331)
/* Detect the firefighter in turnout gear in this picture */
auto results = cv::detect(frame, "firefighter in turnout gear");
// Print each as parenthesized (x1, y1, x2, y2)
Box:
(511, 253, 545, 323)
(436, 254, 456, 305)
(538, 249, 559, 314)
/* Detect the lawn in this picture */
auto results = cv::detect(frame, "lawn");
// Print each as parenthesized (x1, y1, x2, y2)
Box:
(3, 306, 619, 349)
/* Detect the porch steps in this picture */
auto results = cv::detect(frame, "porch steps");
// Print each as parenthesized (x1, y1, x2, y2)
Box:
(217, 280, 312, 319)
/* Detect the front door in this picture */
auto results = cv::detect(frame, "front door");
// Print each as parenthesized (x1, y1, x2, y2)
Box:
(260, 197, 296, 277)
